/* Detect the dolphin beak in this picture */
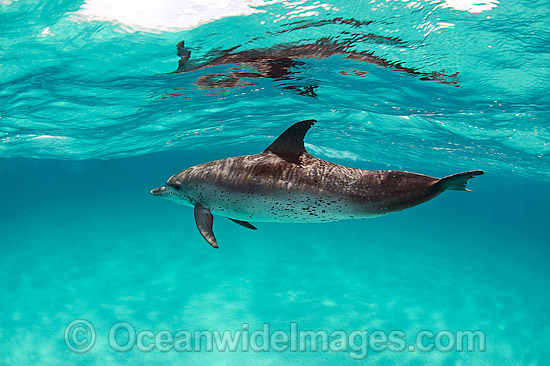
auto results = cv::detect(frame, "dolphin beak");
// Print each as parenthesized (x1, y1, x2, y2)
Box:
(151, 186, 167, 196)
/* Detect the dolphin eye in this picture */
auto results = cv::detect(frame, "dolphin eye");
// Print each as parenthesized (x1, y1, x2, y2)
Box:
(166, 182, 179, 190)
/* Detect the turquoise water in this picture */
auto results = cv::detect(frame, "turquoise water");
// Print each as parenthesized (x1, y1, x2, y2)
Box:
(1, 0, 549, 364)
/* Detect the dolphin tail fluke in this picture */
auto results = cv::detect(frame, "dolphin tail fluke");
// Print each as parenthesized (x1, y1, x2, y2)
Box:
(435, 170, 484, 192)
(194, 204, 219, 248)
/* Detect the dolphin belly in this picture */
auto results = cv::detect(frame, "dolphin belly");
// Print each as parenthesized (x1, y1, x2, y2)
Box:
(189, 182, 381, 223)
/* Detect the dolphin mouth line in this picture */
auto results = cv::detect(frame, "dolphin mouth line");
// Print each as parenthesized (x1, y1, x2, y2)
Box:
(151, 187, 166, 196)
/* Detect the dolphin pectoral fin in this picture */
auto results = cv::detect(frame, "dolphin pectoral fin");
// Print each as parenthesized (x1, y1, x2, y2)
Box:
(228, 218, 258, 230)
(193, 205, 219, 248)
(263, 119, 316, 164)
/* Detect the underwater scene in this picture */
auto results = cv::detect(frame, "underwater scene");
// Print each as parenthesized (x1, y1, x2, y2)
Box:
(1, 0, 549, 364)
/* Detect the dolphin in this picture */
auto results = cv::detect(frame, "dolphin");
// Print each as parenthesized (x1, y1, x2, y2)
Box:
(168, 37, 459, 96)
(151, 120, 483, 248)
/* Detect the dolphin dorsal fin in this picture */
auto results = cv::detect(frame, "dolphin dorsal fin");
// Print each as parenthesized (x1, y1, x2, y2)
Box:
(263, 119, 316, 164)
(176, 41, 191, 72)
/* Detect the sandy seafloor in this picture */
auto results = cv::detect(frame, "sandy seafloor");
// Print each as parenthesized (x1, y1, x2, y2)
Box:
(1, 148, 548, 365)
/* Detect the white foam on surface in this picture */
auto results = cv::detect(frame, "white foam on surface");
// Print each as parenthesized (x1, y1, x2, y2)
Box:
(442, 0, 499, 13)
(74, 0, 272, 33)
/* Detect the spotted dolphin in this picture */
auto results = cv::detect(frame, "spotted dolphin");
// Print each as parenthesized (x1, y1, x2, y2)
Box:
(151, 120, 483, 248)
